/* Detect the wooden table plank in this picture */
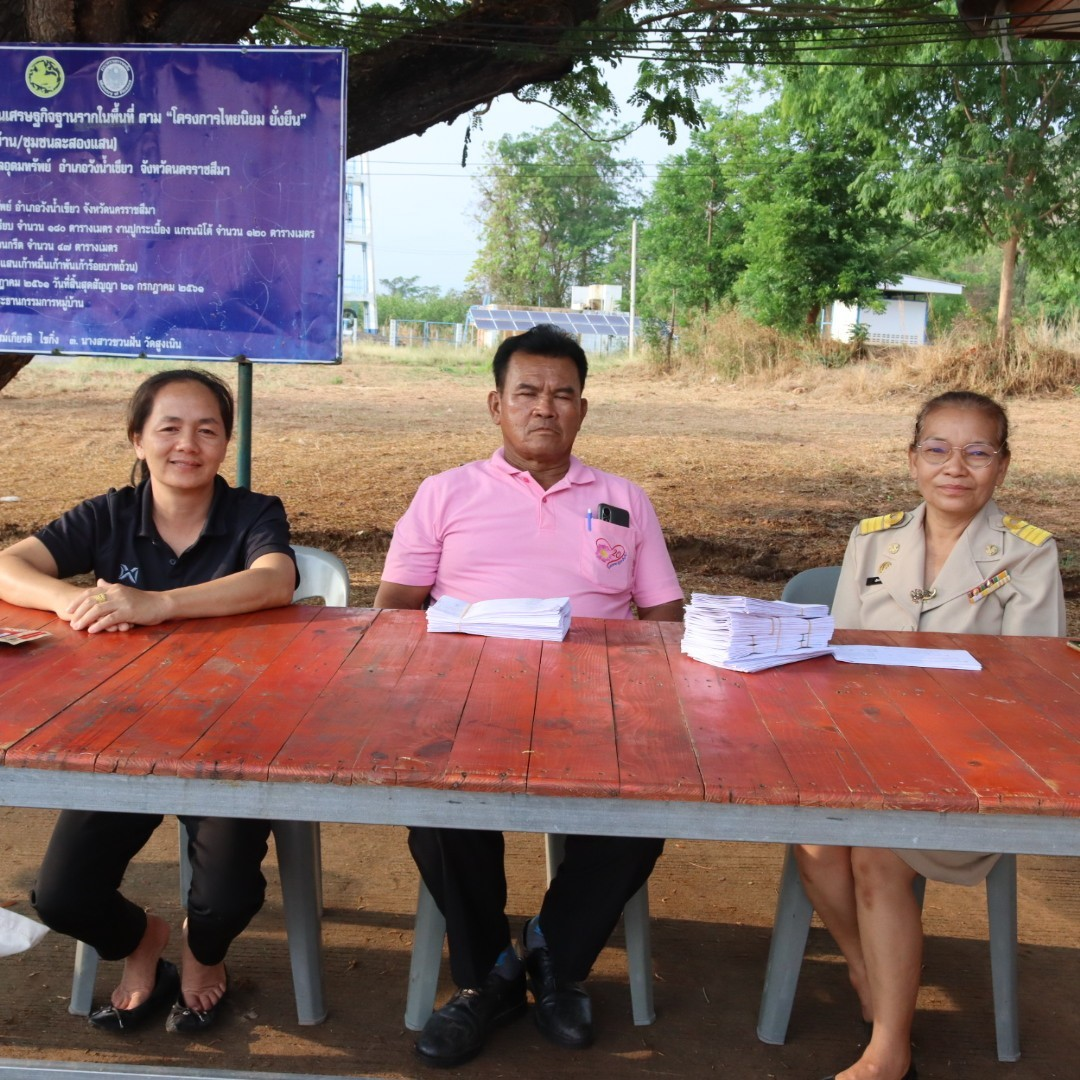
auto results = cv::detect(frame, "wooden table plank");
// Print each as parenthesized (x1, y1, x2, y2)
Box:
(33, 609, 315, 776)
(0, 601, 56, 630)
(441, 635, 542, 792)
(736, 657, 882, 809)
(852, 631, 1062, 813)
(658, 622, 800, 806)
(4, 603, 1080, 841)
(274, 608, 424, 785)
(0, 617, 173, 757)
(798, 647, 977, 813)
(174, 608, 373, 781)
(605, 620, 702, 800)
(350, 613, 484, 787)
(1012, 634, 1080, 689)
(526, 619, 619, 797)
(917, 633, 1080, 812)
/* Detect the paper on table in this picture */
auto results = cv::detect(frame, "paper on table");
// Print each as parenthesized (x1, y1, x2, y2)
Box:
(707, 649, 834, 673)
(0, 627, 51, 646)
(681, 592, 835, 671)
(687, 593, 830, 620)
(426, 595, 571, 642)
(830, 645, 982, 670)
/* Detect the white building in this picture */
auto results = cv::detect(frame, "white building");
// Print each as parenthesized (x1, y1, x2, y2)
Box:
(821, 274, 963, 346)
(342, 156, 378, 336)
(570, 284, 622, 312)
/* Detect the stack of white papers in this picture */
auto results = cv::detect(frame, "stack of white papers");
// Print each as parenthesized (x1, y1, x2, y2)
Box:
(681, 593, 835, 672)
(426, 595, 572, 641)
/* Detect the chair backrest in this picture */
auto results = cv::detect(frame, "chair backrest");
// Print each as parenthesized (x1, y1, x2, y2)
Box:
(292, 545, 351, 606)
(781, 566, 842, 611)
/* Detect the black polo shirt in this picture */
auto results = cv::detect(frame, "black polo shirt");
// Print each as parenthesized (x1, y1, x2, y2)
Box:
(36, 475, 296, 591)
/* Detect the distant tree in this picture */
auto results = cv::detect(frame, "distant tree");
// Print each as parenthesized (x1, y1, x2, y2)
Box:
(639, 91, 918, 332)
(468, 116, 641, 306)
(379, 276, 434, 300)
(636, 101, 751, 315)
(730, 107, 919, 334)
(377, 287, 480, 327)
(780, 3, 1080, 350)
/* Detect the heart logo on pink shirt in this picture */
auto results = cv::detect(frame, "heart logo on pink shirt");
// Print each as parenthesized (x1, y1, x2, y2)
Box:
(595, 538, 627, 569)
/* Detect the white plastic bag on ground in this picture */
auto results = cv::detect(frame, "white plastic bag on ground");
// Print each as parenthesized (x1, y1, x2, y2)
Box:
(0, 906, 49, 956)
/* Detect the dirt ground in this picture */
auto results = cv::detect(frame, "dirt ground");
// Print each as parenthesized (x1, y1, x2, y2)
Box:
(1, 350, 1078, 1080)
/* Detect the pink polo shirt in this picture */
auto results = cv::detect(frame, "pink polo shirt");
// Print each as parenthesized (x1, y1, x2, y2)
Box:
(382, 449, 682, 619)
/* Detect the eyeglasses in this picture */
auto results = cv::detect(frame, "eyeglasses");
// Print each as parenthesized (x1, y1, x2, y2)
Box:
(914, 440, 1002, 469)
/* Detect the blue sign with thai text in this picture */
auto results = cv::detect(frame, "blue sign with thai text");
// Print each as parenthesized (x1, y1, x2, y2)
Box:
(0, 45, 346, 363)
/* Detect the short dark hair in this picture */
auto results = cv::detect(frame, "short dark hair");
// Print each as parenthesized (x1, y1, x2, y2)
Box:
(911, 390, 1010, 456)
(492, 324, 588, 391)
(126, 367, 234, 485)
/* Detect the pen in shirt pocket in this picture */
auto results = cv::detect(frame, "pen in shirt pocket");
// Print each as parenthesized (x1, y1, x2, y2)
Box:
(586, 508, 593, 532)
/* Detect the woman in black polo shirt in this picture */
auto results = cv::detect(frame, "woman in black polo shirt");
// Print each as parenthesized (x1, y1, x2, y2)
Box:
(0, 368, 297, 1035)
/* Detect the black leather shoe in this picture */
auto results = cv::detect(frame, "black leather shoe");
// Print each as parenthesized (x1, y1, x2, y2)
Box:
(520, 923, 593, 1049)
(415, 970, 526, 1068)
(165, 969, 229, 1035)
(88, 958, 179, 1033)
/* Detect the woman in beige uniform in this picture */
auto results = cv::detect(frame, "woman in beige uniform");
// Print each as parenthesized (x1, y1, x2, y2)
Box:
(799, 390, 1065, 1080)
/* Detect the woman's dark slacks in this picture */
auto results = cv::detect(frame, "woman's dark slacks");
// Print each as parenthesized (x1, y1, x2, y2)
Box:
(32, 809, 270, 965)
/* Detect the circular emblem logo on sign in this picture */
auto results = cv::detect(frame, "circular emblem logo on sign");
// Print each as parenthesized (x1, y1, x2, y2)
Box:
(25, 56, 65, 98)
(97, 57, 134, 98)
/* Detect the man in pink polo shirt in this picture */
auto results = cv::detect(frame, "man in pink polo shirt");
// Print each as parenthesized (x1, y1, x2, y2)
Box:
(375, 324, 684, 1068)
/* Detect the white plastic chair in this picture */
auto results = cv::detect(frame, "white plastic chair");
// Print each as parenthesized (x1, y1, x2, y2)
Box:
(780, 565, 842, 608)
(69, 546, 350, 1026)
(404, 833, 655, 1031)
(292, 546, 351, 607)
(757, 846, 1020, 1061)
(758, 565, 1020, 1062)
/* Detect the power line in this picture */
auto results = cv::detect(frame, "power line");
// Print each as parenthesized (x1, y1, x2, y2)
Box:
(252, 1, 1080, 70)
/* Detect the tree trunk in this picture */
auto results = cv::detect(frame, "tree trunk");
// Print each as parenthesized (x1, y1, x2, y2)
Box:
(997, 232, 1020, 354)
(345, 1, 604, 155)
(0, 355, 33, 393)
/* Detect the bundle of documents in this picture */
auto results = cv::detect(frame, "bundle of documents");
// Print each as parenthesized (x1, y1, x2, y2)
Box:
(681, 593, 835, 672)
(426, 595, 572, 642)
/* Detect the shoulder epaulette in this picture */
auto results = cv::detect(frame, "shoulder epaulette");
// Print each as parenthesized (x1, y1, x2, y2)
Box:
(1002, 515, 1053, 547)
(858, 511, 907, 536)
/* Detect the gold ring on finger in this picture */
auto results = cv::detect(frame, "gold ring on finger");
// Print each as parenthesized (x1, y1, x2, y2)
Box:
(93, 592, 108, 604)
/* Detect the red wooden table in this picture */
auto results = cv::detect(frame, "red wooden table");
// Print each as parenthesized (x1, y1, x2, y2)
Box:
(2, 600, 1079, 856)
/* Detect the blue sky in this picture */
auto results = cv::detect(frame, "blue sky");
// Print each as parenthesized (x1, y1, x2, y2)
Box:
(365, 67, 696, 293)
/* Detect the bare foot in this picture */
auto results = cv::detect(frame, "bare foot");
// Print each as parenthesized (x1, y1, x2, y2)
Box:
(834, 1047, 913, 1080)
(180, 920, 227, 1013)
(111, 914, 170, 1010)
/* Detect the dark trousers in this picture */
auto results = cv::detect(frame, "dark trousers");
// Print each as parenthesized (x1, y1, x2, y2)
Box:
(32, 809, 270, 965)
(408, 826, 664, 989)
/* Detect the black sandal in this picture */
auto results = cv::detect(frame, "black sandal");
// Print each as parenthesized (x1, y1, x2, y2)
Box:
(165, 968, 228, 1034)
(88, 958, 179, 1033)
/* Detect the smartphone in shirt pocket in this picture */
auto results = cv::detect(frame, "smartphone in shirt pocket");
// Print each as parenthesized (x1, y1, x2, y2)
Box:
(582, 507, 634, 591)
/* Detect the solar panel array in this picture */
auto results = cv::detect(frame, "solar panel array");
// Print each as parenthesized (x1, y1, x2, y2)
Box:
(468, 307, 639, 337)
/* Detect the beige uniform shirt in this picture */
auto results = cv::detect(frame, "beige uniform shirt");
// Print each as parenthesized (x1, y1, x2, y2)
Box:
(832, 499, 1065, 637)
(830, 499, 1065, 883)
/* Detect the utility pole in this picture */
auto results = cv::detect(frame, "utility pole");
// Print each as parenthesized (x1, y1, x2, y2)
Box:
(629, 218, 638, 360)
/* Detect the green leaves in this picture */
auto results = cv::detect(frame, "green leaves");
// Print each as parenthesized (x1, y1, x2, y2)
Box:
(469, 113, 640, 306)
